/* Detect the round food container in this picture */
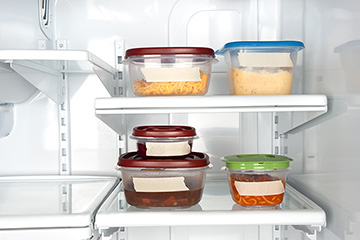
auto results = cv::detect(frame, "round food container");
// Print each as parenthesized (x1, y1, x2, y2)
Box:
(215, 41, 304, 95)
(221, 154, 293, 207)
(130, 125, 198, 158)
(123, 47, 217, 96)
(117, 151, 211, 208)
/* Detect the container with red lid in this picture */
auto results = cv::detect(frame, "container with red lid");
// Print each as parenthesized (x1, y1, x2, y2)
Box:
(123, 47, 218, 96)
(130, 125, 198, 158)
(117, 151, 211, 208)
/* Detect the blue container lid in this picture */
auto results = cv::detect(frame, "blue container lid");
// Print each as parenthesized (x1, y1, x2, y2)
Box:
(215, 41, 305, 55)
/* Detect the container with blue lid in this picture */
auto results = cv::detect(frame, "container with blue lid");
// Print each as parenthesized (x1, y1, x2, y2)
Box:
(216, 41, 305, 54)
(216, 41, 305, 95)
(221, 154, 293, 207)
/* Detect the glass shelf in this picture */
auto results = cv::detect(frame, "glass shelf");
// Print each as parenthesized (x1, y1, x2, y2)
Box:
(0, 175, 120, 240)
(0, 175, 119, 229)
(95, 179, 326, 236)
(94, 94, 328, 136)
(0, 50, 118, 104)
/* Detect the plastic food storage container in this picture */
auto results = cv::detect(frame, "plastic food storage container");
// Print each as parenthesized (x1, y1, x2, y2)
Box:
(123, 47, 217, 96)
(215, 41, 304, 95)
(221, 154, 293, 207)
(117, 151, 211, 208)
(130, 125, 198, 158)
(334, 40, 360, 93)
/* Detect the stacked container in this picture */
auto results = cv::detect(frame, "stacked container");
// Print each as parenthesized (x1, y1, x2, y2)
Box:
(119, 42, 302, 208)
(117, 125, 211, 208)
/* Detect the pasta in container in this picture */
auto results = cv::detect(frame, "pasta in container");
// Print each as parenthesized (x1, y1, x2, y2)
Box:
(123, 47, 217, 96)
(221, 154, 293, 207)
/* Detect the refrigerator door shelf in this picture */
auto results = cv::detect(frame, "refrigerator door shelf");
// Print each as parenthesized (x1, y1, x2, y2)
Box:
(95, 179, 326, 236)
(0, 50, 118, 104)
(0, 175, 120, 239)
(95, 94, 328, 136)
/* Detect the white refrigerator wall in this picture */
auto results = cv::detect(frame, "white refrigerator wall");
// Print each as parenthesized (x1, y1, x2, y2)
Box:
(0, 0, 360, 239)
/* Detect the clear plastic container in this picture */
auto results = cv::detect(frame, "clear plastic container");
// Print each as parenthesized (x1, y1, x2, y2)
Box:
(334, 40, 360, 93)
(216, 41, 304, 95)
(221, 154, 293, 207)
(130, 125, 198, 158)
(123, 47, 217, 96)
(117, 152, 211, 208)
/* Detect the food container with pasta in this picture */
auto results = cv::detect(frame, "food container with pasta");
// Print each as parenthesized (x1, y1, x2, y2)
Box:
(117, 151, 211, 208)
(215, 41, 304, 95)
(221, 154, 293, 207)
(124, 47, 217, 96)
(130, 125, 198, 158)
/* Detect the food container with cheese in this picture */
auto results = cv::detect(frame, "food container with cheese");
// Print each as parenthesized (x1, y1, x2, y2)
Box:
(215, 41, 304, 95)
(117, 152, 211, 208)
(123, 47, 217, 96)
(130, 125, 198, 158)
(221, 154, 293, 207)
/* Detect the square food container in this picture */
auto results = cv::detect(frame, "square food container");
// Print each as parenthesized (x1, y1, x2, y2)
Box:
(117, 152, 211, 208)
(221, 154, 293, 207)
(130, 125, 198, 158)
(216, 41, 304, 95)
(123, 47, 217, 96)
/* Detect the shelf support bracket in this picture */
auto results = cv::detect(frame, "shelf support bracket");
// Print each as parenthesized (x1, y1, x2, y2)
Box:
(292, 225, 322, 240)
(9, 60, 61, 103)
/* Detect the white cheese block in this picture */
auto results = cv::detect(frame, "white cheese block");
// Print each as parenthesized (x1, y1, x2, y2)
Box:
(133, 177, 189, 192)
(145, 141, 191, 156)
(238, 52, 294, 68)
(141, 67, 201, 82)
(234, 180, 285, 196)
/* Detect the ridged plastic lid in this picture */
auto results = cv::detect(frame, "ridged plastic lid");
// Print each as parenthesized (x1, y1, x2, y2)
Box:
(221, 154, 293, 170)
(215, 41, 305, 55)
(118, 152, 210, 168)
(125, 47, 215, 58)
(132, 125, 197, 138)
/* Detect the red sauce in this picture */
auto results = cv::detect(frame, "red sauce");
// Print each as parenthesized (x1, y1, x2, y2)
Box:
(229, 173, 286, 206)
(124, 188, 203, 207)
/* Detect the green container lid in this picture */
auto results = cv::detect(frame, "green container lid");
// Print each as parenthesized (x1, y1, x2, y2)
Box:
(221, 154, 293, 170)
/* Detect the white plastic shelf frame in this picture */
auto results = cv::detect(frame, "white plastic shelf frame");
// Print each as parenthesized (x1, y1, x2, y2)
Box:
(95, 95, 328, 136)
(95, 180, 326, 239)
(0, 50, 118, 104)
(0, 175, 120, 240)
(289, 174, 360, 240)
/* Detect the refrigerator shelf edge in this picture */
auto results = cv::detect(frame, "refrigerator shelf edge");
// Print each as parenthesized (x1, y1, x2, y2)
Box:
(94, 95, 328, 135)
(95, 95, 328, 111)
(95, 180, 326, 229)
(0, 50, 118, 103)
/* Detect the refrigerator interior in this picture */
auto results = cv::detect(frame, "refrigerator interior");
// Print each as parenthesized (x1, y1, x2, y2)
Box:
(0, 0, 360, 239)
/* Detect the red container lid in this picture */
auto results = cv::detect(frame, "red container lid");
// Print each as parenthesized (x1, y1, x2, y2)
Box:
(118, 152, 210, 168)
(132, 125, 197, 138)
(125, 47, 215, 59)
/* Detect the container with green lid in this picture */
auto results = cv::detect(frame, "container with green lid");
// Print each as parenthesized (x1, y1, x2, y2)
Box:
(221, 154, 293, 207)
